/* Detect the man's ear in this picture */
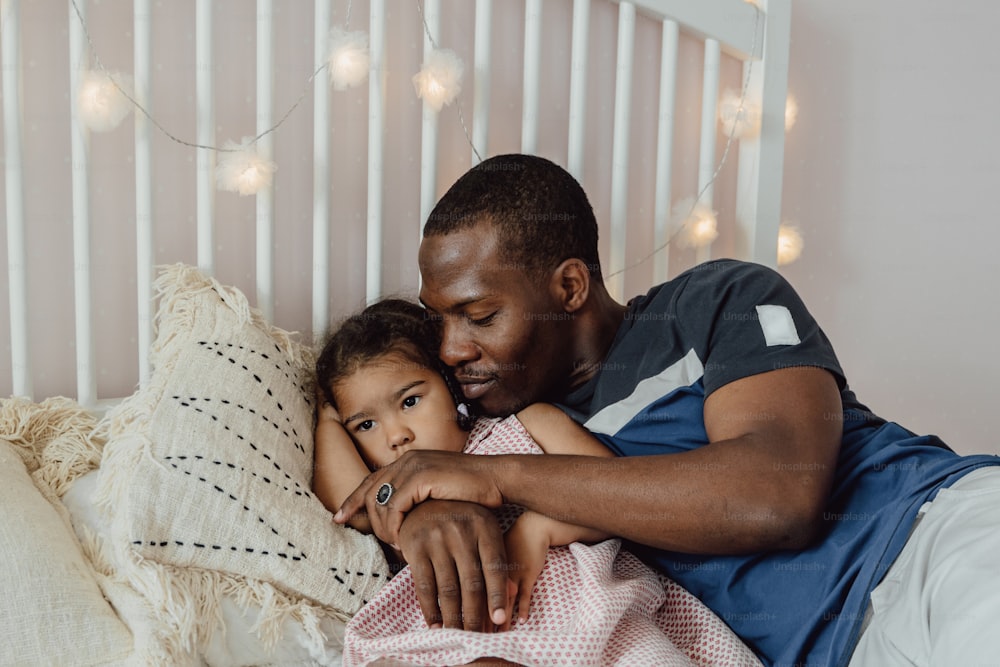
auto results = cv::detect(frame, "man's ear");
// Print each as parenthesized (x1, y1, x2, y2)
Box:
(550, 258, 590, 313)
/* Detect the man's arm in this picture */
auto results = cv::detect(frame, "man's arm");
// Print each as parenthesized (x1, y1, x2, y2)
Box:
(339, 366, 842, 554)
(499, 366, 842, 553)
(335, 365, 842, 631)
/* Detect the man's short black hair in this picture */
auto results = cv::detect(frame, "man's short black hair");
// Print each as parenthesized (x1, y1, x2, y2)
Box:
(423, 154, 602, 279)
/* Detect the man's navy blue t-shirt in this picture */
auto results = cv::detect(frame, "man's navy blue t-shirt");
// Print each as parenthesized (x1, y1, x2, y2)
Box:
(558, 260, 999, 667)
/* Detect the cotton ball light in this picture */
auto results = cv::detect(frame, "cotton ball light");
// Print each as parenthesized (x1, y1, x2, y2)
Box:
(785, 93, 799, 132)
(328, 28, 369, 90)
(672, 198, 718, 249)
(412, 48, 464, 112)
(777, 222, 804, 266)
(718, 88, 761, 140)
(215, 137, 278, 196)
(77, 70, 134, 132)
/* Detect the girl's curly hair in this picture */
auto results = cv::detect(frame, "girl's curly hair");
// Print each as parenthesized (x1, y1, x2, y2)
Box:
(316, 298, 472, 428)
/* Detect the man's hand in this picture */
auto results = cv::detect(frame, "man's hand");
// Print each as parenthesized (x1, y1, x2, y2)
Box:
(396, 500, 511, 632)
(334, 449, 505, 548)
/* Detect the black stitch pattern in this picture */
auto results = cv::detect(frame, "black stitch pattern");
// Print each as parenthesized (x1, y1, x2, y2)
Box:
(163, 415, 308, 497)
(128, 538, 384, 594)
(159, 458, 305, 558)
(196, 339, 311, 453)
(132, 315, 382, 597)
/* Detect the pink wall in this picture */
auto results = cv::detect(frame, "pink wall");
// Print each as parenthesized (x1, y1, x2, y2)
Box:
(780, 0, 1000, 455)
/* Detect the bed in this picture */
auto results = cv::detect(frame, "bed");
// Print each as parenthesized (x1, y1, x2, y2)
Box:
(0, 0, 792, 664)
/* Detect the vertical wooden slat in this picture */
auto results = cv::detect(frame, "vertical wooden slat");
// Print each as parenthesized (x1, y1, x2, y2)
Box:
(418, 0, 441, 235)
(2, 0, 31, 399)
(195, 0, 215, 275)
(735, 0, 790, 267)
(256, 0, 275, 322)
(134, 0, 154, 386)
(696, 37, 721, 265)
(471, 0, 492, 163)
(366, 0, 386, 304)
(566, 0, 590, 180)
(521, 0, 542, 154)
(312, 0, 331, 340)
(607, 0, 759, 61)
(607, 0, 635, 302)
(69, 0, 96, 406)
(653, 19, 679, 283)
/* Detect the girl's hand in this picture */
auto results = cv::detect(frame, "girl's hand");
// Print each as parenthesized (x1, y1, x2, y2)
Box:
(316, 389, 341, 422)
(503, 510, 551, 625)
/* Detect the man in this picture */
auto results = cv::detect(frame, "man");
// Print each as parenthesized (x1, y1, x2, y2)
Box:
(336, 154, 1000, 666)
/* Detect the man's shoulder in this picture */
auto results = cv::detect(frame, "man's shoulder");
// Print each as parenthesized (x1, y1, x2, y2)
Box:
(628, 259, 773, 315)
(642, 259, 798, 315)
(673, 258, 783, 286)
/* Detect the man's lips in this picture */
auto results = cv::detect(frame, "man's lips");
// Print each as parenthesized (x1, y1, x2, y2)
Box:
(457, 377, 495, 400)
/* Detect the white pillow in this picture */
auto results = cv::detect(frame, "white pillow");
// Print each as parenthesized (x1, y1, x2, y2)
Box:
(95, 264, 389, 663)
(0, 438, 133, 666)
(65, 470, 350, 667)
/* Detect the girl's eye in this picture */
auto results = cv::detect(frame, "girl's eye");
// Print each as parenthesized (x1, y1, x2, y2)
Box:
(402, 395, 420, 409)
(356, 419, 374, 432)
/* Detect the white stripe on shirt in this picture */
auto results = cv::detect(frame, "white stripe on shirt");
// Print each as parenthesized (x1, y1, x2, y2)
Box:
(584, 347, 705, 436)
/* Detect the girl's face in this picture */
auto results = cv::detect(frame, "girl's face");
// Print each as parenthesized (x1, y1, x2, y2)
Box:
(333, 350, 468, 469)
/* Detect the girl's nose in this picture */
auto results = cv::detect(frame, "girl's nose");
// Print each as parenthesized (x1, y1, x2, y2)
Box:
(387, 423, 414, 451)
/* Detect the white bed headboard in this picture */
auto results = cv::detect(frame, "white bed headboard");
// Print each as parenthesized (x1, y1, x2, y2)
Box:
(0, 0, 790, 405)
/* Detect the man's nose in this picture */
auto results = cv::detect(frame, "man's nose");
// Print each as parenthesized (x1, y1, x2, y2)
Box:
(438, 321, 478, 367)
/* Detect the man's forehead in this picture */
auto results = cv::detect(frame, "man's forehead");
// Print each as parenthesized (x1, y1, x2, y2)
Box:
(419, 229, 504, 304)
(419, 222, 497, 261)
(418, 278, 491, 313)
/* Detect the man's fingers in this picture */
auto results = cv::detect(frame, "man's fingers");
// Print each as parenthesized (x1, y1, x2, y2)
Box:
(334, 473, 377, 523)
(500, 578, 518, 632)
(396, 501, 507, 633)
(379, 500, 406, 549)
(434, 560, 464, 630)
(336, 470, 401, 546)
(365, 491, 392, 545)
(456, 555, 487, 631)
(480, 535, 510, 628)
(409, 555, 442, 629)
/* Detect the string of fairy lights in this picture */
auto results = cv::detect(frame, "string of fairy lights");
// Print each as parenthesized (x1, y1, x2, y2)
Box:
(70, 0, 803, 266)
(683, 87, 802, 265)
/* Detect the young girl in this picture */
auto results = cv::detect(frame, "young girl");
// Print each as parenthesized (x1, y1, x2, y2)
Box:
(313, 299, 761, 667)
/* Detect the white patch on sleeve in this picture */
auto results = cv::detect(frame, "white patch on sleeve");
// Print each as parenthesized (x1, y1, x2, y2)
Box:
(755, 305, 801, 346)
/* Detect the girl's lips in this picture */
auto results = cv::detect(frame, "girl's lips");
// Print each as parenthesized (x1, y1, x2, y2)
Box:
(460, 379, 494, 400)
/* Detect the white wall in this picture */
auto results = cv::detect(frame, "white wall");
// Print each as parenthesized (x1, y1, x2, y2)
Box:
(779, 0, 1000, 455)
(2, 0, 997, 459)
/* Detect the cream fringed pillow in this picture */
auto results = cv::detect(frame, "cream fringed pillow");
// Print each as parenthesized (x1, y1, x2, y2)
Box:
(0, 399, 133, 667)
(96, 264, 389, 662)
